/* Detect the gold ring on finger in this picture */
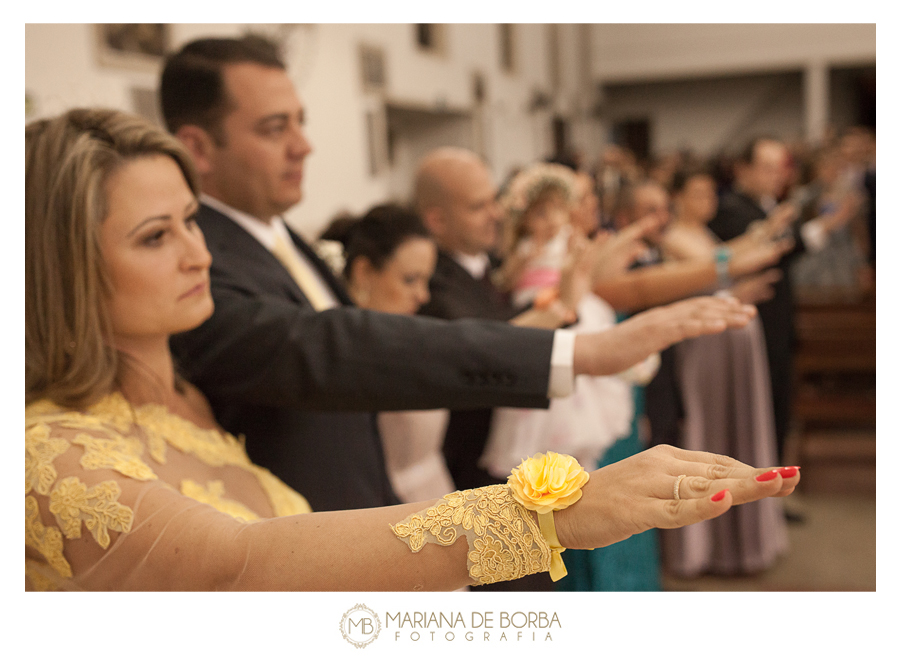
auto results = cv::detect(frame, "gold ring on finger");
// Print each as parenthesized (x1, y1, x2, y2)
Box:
(674, 474, 687, 501)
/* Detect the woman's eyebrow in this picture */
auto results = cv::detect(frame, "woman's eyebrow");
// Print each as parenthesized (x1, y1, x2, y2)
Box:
(125, 200, 199, 237)
(126, 214, 171, 238)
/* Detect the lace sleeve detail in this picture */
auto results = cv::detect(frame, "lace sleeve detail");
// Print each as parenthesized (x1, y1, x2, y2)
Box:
(390, 484, 551, 586)
(24, 417, 241, 591)
(25, 417, 148, 590)
(25, 398, 316, 591)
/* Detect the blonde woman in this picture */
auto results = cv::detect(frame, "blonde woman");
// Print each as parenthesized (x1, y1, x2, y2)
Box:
(25, 109, 798, 590)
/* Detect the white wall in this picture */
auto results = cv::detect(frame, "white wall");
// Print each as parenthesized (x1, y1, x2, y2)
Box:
(601, 72, 807, 157)
(24, 23, 876, 236)
(585, 24, 875, 160)
(25, 23, 560, 238)
(25, 24, 162, 117)
(589, 24, 876, 83)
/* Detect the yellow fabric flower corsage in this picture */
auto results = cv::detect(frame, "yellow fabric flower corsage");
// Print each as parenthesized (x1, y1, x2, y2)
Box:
(507, 452, 589, 581)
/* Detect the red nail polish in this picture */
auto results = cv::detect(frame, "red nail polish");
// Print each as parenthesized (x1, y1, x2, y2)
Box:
(711, 489, 728, 502)
(777, 466, 799, 479)
(755, 470, 779, 482)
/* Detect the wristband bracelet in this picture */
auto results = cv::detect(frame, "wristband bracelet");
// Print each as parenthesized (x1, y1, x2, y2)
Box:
(538, 510, 567, 581)
(715, 246, 732, 290)
(507, 452, 589, 582)
(390, 452, 588, 586)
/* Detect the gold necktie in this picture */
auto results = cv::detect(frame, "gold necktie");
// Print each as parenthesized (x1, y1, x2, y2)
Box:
(271, 234, 333, 311)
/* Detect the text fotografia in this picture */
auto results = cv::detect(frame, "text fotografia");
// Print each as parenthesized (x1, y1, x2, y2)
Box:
(386, 611, 561, 642)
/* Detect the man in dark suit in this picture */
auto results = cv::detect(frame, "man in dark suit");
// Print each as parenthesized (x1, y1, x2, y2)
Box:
(161, 37, 558, 512)
(161, 36, 759, 517)
(707, 136, 800, 461)
(414, 148, 549, 493)
(413, 147, 584, 591)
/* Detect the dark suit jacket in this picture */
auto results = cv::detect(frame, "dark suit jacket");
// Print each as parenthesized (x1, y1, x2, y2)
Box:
(419, 252, 521, 324)
(170, 205, 555, 512)
(417, 251, 533, 491)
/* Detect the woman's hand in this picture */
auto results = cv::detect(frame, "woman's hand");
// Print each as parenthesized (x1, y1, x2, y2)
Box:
(554, 444, 800, 550)
(493, 239, 542, 292)
(729, 267, 783, 305)
(573, 295, 757, 376)
(557, 232, 595, 313)
(763, 202, 800, 239)
(590, 216, 659, 282)
(728, 234, 794, 278)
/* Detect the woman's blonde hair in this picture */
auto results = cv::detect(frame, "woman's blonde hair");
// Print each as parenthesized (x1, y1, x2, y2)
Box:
(25, 108, 200, 408)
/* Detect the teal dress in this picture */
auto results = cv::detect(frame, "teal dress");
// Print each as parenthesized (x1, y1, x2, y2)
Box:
(555, 385, 661, 591)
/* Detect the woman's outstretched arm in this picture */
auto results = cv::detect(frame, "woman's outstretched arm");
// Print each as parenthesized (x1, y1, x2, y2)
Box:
(27, 424, 798, 591)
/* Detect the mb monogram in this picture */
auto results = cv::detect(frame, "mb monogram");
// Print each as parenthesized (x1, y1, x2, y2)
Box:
(339, 604, 382, 648)
(340, 606, 560, 646)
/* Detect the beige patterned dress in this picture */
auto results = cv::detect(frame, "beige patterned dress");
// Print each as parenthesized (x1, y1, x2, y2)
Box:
(25, 393, 311, 591)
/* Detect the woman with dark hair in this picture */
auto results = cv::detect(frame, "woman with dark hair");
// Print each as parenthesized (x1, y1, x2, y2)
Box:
(320, 204, 436, 316)
(320, 205, 454, 501)
(25, 108, 799, 590)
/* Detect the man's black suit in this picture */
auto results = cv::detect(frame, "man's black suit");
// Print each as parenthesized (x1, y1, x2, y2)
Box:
(170, 204, 554, 512)
(707, 190, 804, 459)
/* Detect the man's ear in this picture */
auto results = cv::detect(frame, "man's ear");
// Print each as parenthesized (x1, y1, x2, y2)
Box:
(175, 125, 217, 175)
(420, 207, 444, 240)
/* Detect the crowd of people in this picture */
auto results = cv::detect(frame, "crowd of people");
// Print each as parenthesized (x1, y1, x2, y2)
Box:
(31, 33, 880, 591)
(315, 82, 874, 589)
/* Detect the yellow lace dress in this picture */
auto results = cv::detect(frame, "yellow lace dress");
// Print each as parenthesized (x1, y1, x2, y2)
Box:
(25, 393, 311, 591)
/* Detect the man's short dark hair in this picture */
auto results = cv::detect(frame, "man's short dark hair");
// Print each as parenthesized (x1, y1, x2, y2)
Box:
(160, 35, 285, 141)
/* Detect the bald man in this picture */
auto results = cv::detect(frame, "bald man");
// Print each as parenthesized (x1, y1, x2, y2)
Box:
(414, 147, 564, 591)
(414, 148, 521, 322)
(415, 150, 537, 491)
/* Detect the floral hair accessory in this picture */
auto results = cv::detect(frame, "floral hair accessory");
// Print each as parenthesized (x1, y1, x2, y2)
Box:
(507, 452, 589, 581)
(312, 239, 346, 277)
(500, 163, 577, 221)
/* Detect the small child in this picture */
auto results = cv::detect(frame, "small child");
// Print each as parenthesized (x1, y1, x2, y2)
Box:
(494, 164, 576, 307)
